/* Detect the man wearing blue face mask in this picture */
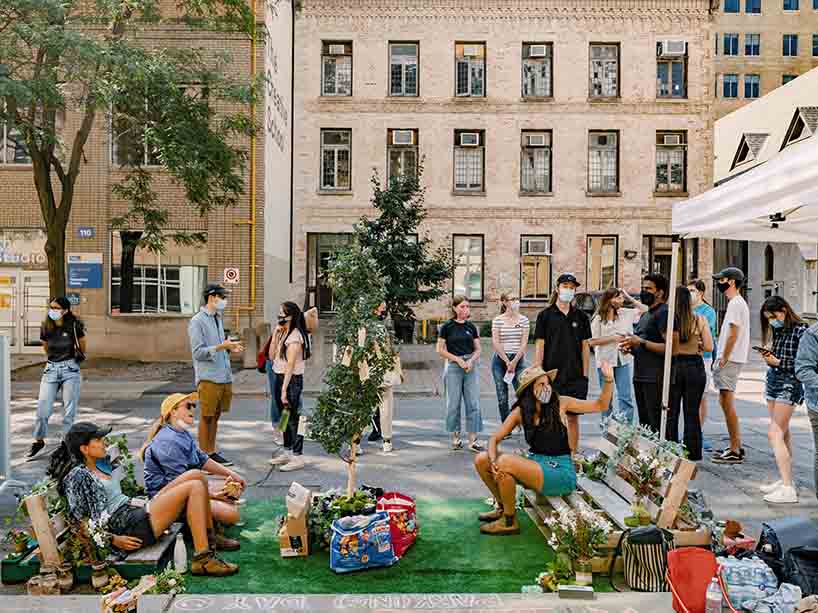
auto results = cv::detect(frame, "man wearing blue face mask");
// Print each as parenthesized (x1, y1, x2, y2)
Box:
(534, 273, 592, 452)
(188, 284, 243, 467)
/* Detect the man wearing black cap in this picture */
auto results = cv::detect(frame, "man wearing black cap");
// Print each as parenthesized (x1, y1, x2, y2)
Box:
(534, 273, 592, 451)
(711, 267, 750, 464)
(188, 284, 244, 467)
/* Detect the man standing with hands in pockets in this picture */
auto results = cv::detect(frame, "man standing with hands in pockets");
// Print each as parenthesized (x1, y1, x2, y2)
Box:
(188, 284, 244, 467)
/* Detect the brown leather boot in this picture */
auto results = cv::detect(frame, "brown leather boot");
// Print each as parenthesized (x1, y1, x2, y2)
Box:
(478, 506, 503, 522)
(480, 514, 520, 536)
(191, 550, 239, 576)
(212, 532, 241, 551)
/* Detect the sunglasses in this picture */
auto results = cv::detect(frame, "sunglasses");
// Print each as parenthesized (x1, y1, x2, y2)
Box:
(181, 401, 197, 411)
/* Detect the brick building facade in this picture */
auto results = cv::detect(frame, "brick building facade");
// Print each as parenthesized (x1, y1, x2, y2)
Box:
(285, 0, 716, 324)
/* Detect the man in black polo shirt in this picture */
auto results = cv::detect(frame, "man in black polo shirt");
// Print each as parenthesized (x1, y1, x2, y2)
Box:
(534, 273, 592, 451)
(621, 273, 669, 434)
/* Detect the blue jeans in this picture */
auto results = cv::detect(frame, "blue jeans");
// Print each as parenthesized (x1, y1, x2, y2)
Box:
(491, 353, 527, 422)
(597, 362, 635, 425)
(444, 359, 482, 434)
(265, 360, 281, 423)
(34, 359, 81, 440)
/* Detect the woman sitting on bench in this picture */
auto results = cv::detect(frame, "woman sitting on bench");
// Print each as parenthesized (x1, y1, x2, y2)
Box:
(141, 392, 246, 528)
(48, 422, 239, 576)
(474, 363, 614, 536)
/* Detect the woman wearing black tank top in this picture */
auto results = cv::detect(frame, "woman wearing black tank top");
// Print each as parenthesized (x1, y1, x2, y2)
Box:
(474, 362, 614, 535)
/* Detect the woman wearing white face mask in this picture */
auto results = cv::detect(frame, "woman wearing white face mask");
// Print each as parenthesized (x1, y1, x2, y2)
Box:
(491, 292, 529, 424)
(474, 363, 614, 535)
(141, 393, 247, 530)
(28, 296, 87, 459)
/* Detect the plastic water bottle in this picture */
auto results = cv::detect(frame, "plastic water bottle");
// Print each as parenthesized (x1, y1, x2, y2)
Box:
(705, 576, 723, 613)
(173, 533, 187, 573)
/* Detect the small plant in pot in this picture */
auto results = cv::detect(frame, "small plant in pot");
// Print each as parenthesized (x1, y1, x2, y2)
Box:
(619, 448, 663, 527)
(5, 528, 30, 554)
(544, 505, 611, 586)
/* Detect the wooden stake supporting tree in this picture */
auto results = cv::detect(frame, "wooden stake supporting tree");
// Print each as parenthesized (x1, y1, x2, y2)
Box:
(309, 242, 397, 497)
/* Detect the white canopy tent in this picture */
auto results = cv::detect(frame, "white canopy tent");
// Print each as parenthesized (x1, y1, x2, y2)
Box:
(653, 135, 818, 440)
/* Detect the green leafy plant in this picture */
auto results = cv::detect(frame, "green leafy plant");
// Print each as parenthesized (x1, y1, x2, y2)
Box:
(4, 527, 29, 553)
(145, 567, 187, 595)
(104, 434, 146, 498)
(578, 453, 608, 482)
(308, 488, 377, 550)
(536, 556, 574, 592)
(544, 505, 612, 563)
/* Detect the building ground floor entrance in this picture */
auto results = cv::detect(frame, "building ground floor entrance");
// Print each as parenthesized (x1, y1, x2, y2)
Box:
(0, 269, 50, 354)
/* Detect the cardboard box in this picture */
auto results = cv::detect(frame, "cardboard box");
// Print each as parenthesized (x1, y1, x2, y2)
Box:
(279, 482, 312, 558)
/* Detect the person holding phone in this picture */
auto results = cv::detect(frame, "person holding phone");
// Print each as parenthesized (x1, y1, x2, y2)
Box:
(758, 296, 807, 504)
(268, 301, 311, 472)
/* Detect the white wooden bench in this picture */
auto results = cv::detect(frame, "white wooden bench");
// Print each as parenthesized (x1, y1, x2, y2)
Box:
(524, 421, 711, 573)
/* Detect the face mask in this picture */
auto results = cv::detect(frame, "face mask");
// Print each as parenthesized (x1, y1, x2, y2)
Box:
(640, 291, 656, 307)
(48, 309, 63, 321)
(716, 282, 730, 294)
(558, 288, 575, 303)
(510, 301, 520, 312)
(174, 419, 189, 430)
(215, 297, 227, 311)
(537, 385, 553, 404)
(770, 318, 784, 329)
(378, 313, 387, 321)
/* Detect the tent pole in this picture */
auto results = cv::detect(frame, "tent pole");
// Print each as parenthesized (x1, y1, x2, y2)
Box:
(659, 239, 680, 442)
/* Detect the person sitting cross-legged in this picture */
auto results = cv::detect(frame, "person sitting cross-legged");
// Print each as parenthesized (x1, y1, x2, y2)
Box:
(474, 363, 614, 535)
(141, 392, 246, 544)
(50, 422, 239, 576)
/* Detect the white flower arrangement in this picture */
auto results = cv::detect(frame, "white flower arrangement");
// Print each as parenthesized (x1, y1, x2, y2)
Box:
(544, 505, 611, 562)
(87, 512, 112, 559)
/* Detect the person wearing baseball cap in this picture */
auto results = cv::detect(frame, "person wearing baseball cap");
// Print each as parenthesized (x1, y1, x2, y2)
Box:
(474, 362, 615, 535)
(710, 266, 750, 464)
(533, 272, 592, 452)
(188, 283, 243, 467)
(141, 393, 246, 536)
(47, 422, 239, 576)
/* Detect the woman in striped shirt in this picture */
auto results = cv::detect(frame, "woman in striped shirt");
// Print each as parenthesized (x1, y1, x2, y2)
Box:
(491, 292, 530, 423)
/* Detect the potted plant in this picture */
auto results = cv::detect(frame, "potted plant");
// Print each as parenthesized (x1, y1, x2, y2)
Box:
(5, 528, 29, 554)
(618, 449, 663, 527)
(544, 505, 611, 586)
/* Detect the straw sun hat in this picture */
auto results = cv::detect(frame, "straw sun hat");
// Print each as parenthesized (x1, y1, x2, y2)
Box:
(160, 391, 199, 419)
(514, 366, 558, 398)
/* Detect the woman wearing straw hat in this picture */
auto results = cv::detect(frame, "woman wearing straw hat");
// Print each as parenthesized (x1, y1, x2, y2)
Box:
(141, 392, 246, 533)
(474, 362, 614, 535)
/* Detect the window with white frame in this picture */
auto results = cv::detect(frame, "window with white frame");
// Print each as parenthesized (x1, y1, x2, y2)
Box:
(390, 43, 418, 96)
(746, 0, 761, 12)
(522, 43, 553, 98)
(723, 33, 739, 56)
(111, 99, 161, 167)
(588, 131, 618, 193)
(656, 41, 687, 98)
(589, 44, 619, 98)
(586, 236, 618, 292)
(723, 74, 739, 97)
(453, 130, 485, 192)
(655, 131, 687, 193)
(453, 235, 484, 301)
(745, 33, 761, 56)
(783, 74, 797, 84)
(520, 235, 552, 301)
(783, 34, 799, 56)
(455, 43, 486, 97)
(520, 131, 552, 193)
(1, 113, 31, 165)
(744, 74, 760, 98)
(321, 42, 353, 96)
(387, 129, 418, 182)
(724, 0, 740, 11)
(784, 0, 799, 10)
(320, 129, 351, 190)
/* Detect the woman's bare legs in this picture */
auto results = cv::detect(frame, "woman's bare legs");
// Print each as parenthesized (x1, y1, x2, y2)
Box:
(474, 451, 545, 515)
(148, 479, 212, 553)
(158, 470, 240, 525)
(768, 400, 796, 487)
(474, 452, 502, 502)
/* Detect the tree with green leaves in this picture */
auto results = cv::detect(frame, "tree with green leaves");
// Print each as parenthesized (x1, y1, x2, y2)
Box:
(309, 241, 397, 496)
(355, 166, 451, 326)
(0, 0, 257, 296)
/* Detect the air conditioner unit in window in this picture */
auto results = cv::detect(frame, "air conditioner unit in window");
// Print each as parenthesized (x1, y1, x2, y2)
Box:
(594, 134, 609, 146)
(328, 44, 347, 55)
(463, 45, 481, 57)
(525, 239, 550, 256)
(663, 134, 682, 146)
(529, 45, 548, 58)
(526, 134, 548, 147)
(658, 40, 687, 57)
(392, 130, 414, 145)
(459, 132, 480, 146)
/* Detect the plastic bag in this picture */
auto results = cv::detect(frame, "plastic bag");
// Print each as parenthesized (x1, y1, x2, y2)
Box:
(330, 512, 397, 574)
(376, 492, 418, 558)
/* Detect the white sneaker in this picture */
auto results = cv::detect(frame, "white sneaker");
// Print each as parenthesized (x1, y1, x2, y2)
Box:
(268, 452, 291, 466)
(280, 456, 305, 472)
(272, 429, 284, 446)
(764, 485, 798, 504)
(382, 441, 393, 454)
(760, 480, 783, 494)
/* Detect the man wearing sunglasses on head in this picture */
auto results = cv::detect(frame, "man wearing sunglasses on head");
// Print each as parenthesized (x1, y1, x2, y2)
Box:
(141, 392, 246, 540)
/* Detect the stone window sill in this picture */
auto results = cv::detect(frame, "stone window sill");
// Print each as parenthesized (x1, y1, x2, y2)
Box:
(451, 96, 486, 101)
(521, 96, 554, 103)
(586, 191, 622, 197)
(654, 191, 689, 198)
(451, 190, 486, 197)
(110, 313, 192, 319)
(656, 96, 689, 102)
(588, 97, 621, 103)
(519, 191, 554, 197)
(318, 190, 354, 196)
(0, 163, 33, 170)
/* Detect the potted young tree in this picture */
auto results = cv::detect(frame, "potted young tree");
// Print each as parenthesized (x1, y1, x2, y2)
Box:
(544, 506, 611, 586)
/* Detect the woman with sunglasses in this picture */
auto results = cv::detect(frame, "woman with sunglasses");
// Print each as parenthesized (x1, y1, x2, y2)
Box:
(141, 392, 246, 530)
(49, 422, 239, 576)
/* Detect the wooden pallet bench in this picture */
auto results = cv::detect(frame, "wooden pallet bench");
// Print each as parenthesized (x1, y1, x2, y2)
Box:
(1, 440, 181, 584)
(524, 421, 711, 574)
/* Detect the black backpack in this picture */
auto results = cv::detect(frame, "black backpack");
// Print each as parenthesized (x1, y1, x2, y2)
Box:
(756, 517, 818, 583)
(609, 526, 675, 592)
(784, 547, 818, 596)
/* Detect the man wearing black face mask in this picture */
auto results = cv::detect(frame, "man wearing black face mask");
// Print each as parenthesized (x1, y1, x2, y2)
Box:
(621, 274, 669, 433)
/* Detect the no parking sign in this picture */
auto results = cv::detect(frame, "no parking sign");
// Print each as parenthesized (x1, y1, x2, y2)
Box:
(223, 267, 240, 285)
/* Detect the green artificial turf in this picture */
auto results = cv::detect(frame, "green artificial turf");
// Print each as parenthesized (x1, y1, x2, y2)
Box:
(187, 498, 612, 594)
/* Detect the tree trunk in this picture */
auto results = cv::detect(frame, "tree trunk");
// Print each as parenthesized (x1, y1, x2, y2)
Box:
(118, 231, 143, 313)
(347, 440, 358, 497)
(44, 223, 67, 298)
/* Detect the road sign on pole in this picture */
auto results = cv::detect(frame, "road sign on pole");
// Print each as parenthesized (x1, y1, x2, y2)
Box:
(223, 267, 240, 285)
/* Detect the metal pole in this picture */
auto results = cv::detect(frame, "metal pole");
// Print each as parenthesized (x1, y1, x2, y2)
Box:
(659, 240, 681, 442)
(0, 334, 9, 480)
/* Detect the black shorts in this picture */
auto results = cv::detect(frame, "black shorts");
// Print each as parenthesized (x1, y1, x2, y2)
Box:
(109, 504, 157, 548)
(557, 377, 589, 416)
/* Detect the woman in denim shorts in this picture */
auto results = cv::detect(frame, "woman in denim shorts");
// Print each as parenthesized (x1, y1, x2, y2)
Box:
(758, 296, 808, 504)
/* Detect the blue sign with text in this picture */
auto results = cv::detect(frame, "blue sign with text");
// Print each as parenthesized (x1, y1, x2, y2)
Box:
(67, 253, 103, 289)
(77, 227, 95, 239)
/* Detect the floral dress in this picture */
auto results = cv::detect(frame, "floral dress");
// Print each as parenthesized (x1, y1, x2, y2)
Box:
(63, 465, 132, 544)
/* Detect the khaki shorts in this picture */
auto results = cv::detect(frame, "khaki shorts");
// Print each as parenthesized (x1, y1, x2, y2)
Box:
(197, 381, 233, 417)
(712, 360, 743, 393)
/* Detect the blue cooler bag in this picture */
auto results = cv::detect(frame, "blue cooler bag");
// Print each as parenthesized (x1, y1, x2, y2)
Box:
(330, 512, 397, 574)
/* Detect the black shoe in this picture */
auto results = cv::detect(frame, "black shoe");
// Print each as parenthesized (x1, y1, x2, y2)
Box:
(712, 448, 744, 464)
(209, 452, 234, 467)
(27, 440, 45, 459)
(367, 430, 383, 443)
